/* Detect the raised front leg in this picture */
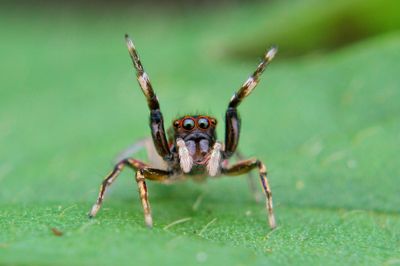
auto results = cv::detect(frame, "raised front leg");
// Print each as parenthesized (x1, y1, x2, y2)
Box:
(221, 158, 276, 229)
(125, 35, 172, 161)
(224, 47, 277, 158)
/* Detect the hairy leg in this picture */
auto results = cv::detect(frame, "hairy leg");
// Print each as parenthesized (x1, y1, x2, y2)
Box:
(221, 158, 276, 229)
(89, 157, 171, 227)
(125, 35, 172, 161)
(235, 151, 262, 202)
(136, 167, 171, 227)
(224, 47, 277, 158)
(88, 158, 147, 218)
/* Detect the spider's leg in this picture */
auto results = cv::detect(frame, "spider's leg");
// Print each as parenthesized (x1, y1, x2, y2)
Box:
(221, 158, 276, 229)
(228, 47, 277, 108)
(88, 158, 147, 218)
(224, 47, 277, 158)
(235, 150, 262, 202)
(136, 167, 171, 227)
(125, 35, 172, 161)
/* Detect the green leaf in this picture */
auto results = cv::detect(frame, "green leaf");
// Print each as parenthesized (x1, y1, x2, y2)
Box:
(1, 2, 399, 265)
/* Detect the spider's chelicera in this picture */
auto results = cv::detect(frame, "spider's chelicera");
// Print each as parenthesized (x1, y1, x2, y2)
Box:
(89, 34, 278, 229)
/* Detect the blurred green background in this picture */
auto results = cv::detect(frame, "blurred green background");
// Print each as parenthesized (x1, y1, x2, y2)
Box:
(1, 0, 399, 265)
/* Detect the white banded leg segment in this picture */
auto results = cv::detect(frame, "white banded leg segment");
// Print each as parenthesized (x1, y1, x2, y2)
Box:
(138, 72, 153, 98)
(251, 46, 277, 80)
(125, 34, 159, 110)
(241, 77, 258, 98)
(266, 47, 277, 61)
(259, 163, 276, 229)
(228, 46, 277, 109)
(207, 142, 222, 177)
(89, 202, 101, 218)
(136, 170, 153, 228)
(125, 35, 143, 72)
(176, 138, 193, 173)
(237, 47, 277, 98)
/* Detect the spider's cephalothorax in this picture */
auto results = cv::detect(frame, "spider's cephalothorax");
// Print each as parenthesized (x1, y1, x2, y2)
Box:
(170, 115, 218, 174)
(171, 115, 217, 145)
(89, 34, 278, 230)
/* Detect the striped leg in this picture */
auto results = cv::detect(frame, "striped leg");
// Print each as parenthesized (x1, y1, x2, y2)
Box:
(221, 158, 276, 229)
(235, 151, 262, 202)
(89, 157, 170, 227)
(135, 170, 152, 227)
(135, 167, 170, 227)
(125, 34, 171, 161)
(224, 47, 277, 158)
(88, 158, 147, 218)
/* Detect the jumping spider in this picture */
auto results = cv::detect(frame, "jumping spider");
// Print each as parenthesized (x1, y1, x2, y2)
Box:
(89, 34, 277, 229)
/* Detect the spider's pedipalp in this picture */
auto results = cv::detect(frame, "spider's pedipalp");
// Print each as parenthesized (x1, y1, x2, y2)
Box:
(176, 138, 193, 173)
(207, 142, 222, 177)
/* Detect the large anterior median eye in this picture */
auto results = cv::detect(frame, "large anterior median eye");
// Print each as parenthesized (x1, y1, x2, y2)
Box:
(182, 118, 195, 130)
(198, 118, 209, 129)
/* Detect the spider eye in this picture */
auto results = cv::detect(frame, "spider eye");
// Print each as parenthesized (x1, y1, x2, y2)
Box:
(198, 118, 209, 129)
(173, 120, 180, 128)
(182, 118, 195, 130)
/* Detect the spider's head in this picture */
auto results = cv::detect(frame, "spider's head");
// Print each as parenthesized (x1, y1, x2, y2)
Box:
(172, 115, 218, 162)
